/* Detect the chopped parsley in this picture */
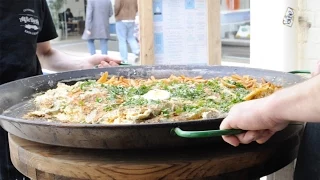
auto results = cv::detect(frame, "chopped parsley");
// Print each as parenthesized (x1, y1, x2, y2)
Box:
(169, 84, 205, 100)
(66, 76, 254, 117)
(80, 80, 95, 90)
(161, 108, 170, 118)
(123, 97, 149, 106)
(103, 104, 118, 111)
(96, 97, 103, 103)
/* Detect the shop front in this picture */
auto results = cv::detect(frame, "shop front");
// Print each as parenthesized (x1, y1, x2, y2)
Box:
(46, 0, 250, 62)
(220, 0, 250, 60)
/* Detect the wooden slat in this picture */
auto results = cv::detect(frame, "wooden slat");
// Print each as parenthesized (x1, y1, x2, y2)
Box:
(207, 0, 222, 65)
(9, 134, 278, 180)
(138, 0, 155, 65)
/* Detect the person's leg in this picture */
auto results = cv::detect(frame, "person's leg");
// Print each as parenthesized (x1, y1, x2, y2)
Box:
(126, 22, 140, 62)
(0, 127, 28, 180)
(116, 21, 128, 62)
(87, 39, 96, 55)
(294, 123, 320, 180)
(100, 39, 108, 55)
(0, 127, 8, 180)
(126, 22, 140, 56)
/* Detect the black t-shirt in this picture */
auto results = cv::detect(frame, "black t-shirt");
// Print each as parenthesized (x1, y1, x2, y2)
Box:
(0, 1, 57, 179)
(0, 0, 58, 85)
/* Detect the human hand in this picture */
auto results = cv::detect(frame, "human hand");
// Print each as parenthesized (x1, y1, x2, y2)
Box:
(86, 54, 121, 68)
(86, 30, 91, 35)
(219, 97, 289, 147)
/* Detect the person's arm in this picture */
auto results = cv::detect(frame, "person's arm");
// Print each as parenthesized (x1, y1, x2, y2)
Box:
(220, 74, 320, 147)
(114, 0, 121, 17)
(109, 1, 114, 18)
(267, 76, 320, 122)
(37, 41, 120, 72)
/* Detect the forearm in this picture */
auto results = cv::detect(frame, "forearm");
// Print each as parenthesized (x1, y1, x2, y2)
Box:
(266, 75, 320, 123)
(38, 48, 92, 72)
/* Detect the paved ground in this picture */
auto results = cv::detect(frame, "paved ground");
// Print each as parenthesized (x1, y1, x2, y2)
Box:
(51, 35, 140, 65)
(50, 34, 250, 68)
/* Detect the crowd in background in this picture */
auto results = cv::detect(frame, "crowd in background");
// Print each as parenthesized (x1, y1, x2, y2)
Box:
(80, 0, 140, 63)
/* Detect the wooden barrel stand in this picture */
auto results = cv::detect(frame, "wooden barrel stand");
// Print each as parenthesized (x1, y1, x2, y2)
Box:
(8, 131, 302, 180)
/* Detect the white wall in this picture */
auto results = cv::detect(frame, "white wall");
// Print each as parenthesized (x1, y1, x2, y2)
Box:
(251, 0, 299, 72)
(298, 0, 320, 72)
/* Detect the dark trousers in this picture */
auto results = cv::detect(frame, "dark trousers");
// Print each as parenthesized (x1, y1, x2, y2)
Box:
(294, 123, 320, 180)
(0, 127, 28, 180)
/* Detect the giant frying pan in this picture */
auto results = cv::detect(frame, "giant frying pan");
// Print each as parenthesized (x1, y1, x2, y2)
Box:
(0, 65, 307, 149)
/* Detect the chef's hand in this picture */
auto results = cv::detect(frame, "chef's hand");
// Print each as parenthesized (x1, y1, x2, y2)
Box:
(86, 54, 121, 68)
(219, 97, 289, 147)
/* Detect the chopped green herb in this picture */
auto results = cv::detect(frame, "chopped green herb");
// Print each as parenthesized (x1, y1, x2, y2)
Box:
(96, 98, 103, 103)
(174, 107, 183, 115)
(136, 85, 151, 95)
(80, 80, 95, 90)
(79, 100, 85, 106)
(227, 80, 245, 88)
(104, 104, 118, 111)
(123, 97, 148, 106)
(170, 84, 205, 100)
(161, 108, 170, 118)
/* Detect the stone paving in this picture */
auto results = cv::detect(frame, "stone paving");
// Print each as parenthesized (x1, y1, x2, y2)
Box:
(48, 35, 250, 74)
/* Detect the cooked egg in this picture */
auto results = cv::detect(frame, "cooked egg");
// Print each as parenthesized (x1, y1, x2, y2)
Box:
(142, 89, 171, 101)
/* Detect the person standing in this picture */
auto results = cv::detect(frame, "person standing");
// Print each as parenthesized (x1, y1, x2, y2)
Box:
(82, 0, 113, 55)
(114, 0, 140, 63)
(0, 0, 120, 179)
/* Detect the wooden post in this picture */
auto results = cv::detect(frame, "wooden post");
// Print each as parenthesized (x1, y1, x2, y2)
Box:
(138, 0, 155, 65)
(207, 0, 222, 65)
(138, 0, 221, 65)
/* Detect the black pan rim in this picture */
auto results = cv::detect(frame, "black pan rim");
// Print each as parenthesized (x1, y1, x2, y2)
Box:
(0, 65, 303, 85)
(0, 114, 224, 128)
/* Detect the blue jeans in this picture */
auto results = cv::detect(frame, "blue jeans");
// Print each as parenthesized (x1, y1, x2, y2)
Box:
(87, 39, 108, 55)
(116, 21, 140, 62)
